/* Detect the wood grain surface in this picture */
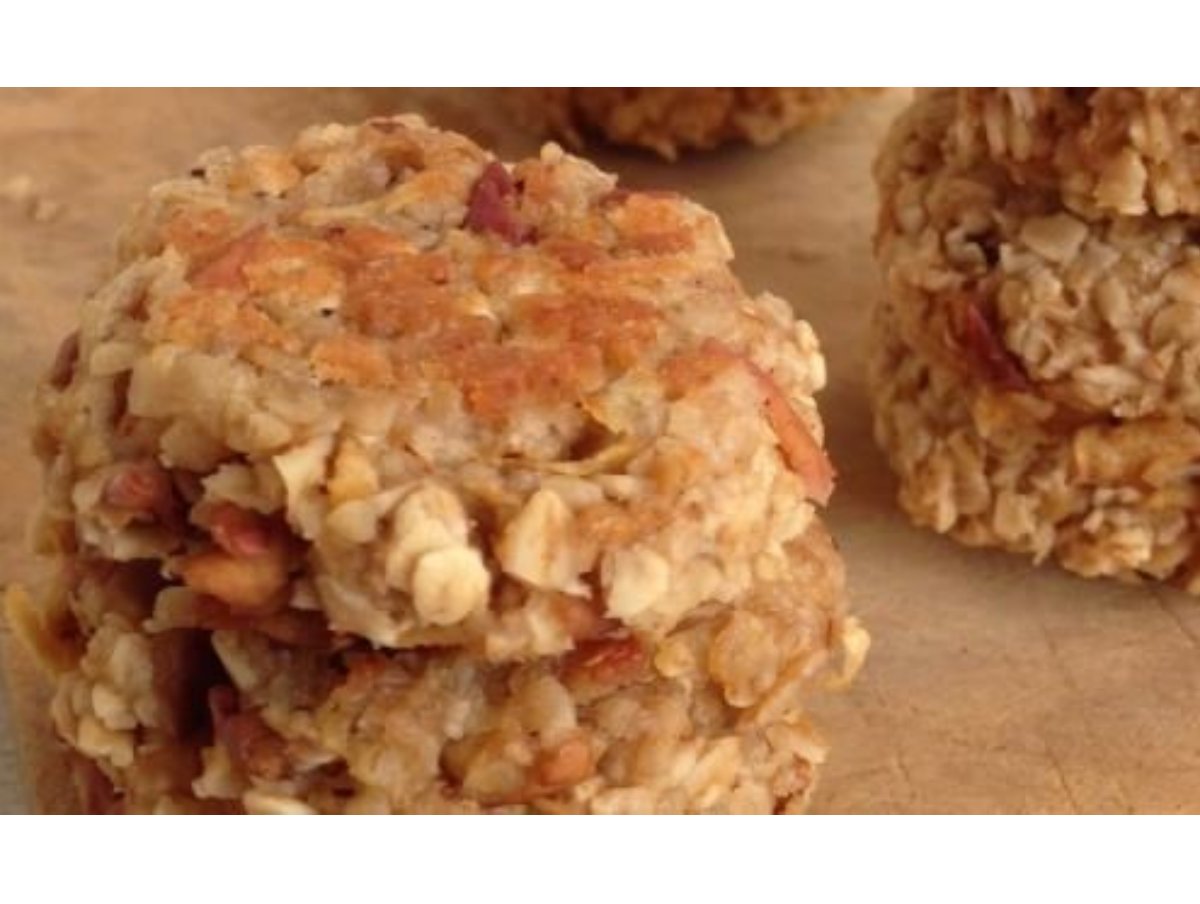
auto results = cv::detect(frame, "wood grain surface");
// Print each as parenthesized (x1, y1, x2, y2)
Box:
(3, 87, 1198, 815)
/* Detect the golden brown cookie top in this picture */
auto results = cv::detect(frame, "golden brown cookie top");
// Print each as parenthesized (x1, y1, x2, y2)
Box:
(109, 117, 823, 461)
(36, 115, 834, 654)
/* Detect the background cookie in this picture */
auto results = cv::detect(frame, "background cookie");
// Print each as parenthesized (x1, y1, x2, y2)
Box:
(872, 87, 1200, 591)
(514, 88, 876, 159)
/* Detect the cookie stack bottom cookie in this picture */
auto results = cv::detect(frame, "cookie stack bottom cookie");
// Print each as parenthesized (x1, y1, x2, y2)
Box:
(15, 519, 862, 815)
(869, 304, 1200, 588)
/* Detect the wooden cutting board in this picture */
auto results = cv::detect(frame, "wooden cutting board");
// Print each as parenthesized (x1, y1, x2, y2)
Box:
(3, 87, 1198, 814)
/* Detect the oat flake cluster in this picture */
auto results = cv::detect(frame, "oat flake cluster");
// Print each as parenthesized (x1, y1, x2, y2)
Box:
(871, 88, 1200, 588)
(18, 115, 863, 813)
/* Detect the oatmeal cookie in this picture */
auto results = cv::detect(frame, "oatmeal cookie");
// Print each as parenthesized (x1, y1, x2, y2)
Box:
(21, 115, 862, 813)
(871, 88, 1200, 588)
(515, 88, 874, 159)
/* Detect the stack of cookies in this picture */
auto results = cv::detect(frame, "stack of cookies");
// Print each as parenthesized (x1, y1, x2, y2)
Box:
(14, 116, 864, 813)
(870, 88, 1200, 588)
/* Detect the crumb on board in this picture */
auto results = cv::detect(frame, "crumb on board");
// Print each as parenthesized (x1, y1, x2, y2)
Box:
(1, 174, 64, 222)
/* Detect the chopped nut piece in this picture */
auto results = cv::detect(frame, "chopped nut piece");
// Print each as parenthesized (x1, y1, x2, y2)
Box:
(411, 546, 491, 626)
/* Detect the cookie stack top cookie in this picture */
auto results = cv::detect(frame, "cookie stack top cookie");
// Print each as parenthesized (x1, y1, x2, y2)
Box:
(878, 89, 1200, 421)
